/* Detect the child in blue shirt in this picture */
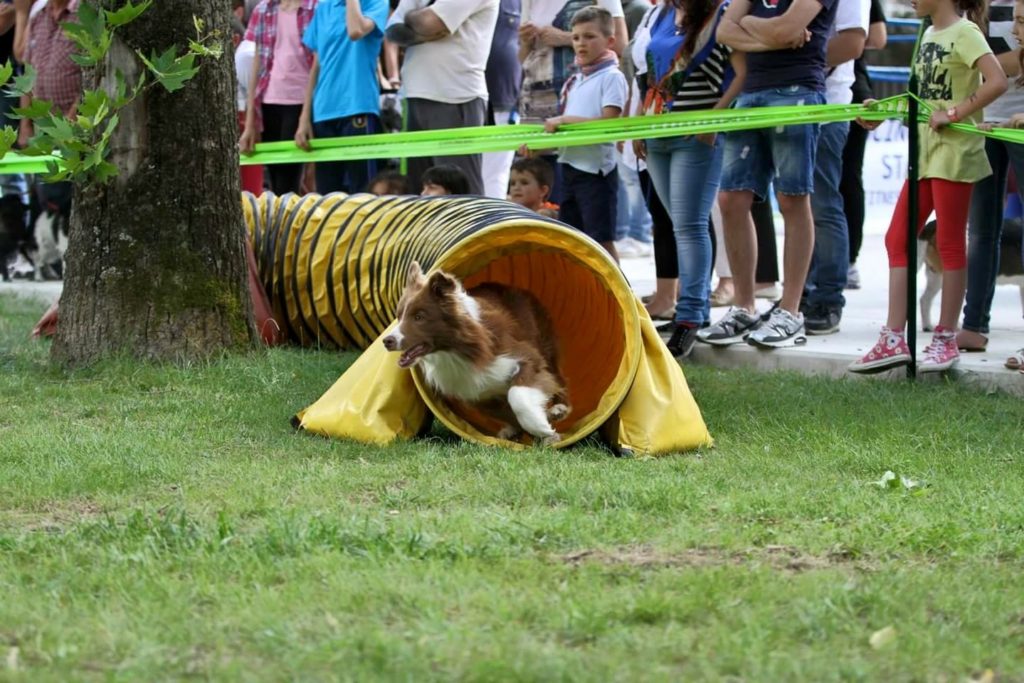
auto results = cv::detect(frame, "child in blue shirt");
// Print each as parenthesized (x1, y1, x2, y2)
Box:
(296, 0, 390, 194)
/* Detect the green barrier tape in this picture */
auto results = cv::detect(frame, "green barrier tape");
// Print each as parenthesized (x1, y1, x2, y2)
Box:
(11, 91, 1024, 172)
(0, 152, 61, 174)
(242, 96, 911, 166)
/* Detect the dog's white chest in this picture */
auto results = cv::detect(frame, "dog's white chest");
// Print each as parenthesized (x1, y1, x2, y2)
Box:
(421, 353, 519, 401)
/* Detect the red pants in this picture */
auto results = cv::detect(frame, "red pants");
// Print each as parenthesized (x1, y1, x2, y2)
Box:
(886, 178, 971, 270)
(238, 111, 264, 196)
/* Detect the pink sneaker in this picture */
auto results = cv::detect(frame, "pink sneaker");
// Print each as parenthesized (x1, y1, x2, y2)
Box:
(849, 327, 912, 374)
(919, 327, 960, 373)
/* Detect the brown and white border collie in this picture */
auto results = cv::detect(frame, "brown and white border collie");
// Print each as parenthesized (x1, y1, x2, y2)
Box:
(382, 262, 571, 446)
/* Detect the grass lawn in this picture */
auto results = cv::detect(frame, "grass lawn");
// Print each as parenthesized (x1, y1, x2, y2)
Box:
(2, 292, 1024, 682)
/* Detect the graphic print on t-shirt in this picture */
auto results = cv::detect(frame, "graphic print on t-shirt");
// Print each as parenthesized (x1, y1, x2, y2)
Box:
(918, 41, 953, 100)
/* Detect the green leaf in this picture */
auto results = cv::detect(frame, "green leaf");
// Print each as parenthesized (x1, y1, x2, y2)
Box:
(62, 2, 111, 66)
(69, 1, 105, 44)
(874, 470, 899, 490)
(93, 160, 119, 184)
(0, 62, 13, 88)
(105, 0, 152, 28)
(12, 99, 55, 120)
(0, 126, 16, 158)
(5, 65, 36, 99)
(139, 48, 200, 93)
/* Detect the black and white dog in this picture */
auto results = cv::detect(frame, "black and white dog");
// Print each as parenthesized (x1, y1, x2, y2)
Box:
(25, 181, 72, 281)
(919, 217, 1024, 331)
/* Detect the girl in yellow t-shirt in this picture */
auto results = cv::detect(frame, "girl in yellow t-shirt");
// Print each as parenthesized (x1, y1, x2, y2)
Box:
(850, 0, 1008, 375)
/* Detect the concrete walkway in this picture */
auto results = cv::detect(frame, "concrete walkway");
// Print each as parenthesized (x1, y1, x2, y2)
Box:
(4, 235, 1022, 396)
(623, 231, 1024, 397)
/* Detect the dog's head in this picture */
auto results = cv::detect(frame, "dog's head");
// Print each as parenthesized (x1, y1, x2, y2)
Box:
(381, 261, 477, 367)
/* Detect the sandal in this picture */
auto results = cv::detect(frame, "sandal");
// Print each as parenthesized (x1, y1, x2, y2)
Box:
(709, 288, 734, 307)
(956, 329, 988, 353)
(647, 306, 676, 321)
(1007, 348, 1024, 371)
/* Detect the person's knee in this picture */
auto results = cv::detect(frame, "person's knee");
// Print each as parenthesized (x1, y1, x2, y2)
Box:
(776, 192, 811, 215)
(884, 226, 908, 266)
(718, 191, 751, 222)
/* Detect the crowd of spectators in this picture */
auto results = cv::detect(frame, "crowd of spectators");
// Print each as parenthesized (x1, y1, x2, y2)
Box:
(3, 0, 1024, 376)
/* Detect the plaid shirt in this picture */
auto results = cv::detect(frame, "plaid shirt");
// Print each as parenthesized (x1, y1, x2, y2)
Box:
(244, 0, 317, 112)
(25, 0, 82, 116)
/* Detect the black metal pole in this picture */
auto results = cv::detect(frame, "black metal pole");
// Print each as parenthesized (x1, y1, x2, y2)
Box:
(904, 18, 928, 380)
(906, 75, 919, 380)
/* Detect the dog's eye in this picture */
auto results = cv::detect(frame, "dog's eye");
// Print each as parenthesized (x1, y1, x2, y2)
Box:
(413, 311, 425, 322)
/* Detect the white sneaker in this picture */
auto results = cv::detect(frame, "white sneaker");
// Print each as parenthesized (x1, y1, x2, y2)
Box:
(629, 237, 653, 257)
(615, 238, 640, 258)
(747, 307, 807, 348)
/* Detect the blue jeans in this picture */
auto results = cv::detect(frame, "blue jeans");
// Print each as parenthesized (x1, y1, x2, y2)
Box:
(313, 114, 381, 194)
(721, 86, 824, 199)
(645, 135, 723, 325)
(615, 158, 653, 242)
(806, 121, 850, 308)
(963, 137, 1024, 334)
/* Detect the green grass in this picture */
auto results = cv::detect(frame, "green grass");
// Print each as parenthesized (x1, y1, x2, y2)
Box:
(2, 292, 1024, 682)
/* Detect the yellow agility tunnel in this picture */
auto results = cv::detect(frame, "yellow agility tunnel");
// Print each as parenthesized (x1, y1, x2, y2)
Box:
(241, 190, 711, 455)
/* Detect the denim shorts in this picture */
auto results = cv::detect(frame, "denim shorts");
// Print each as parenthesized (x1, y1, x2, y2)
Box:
(720, 86, 825, 199)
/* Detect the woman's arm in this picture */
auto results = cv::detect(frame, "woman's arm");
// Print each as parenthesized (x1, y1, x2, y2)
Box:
(714, 50, 745, 110)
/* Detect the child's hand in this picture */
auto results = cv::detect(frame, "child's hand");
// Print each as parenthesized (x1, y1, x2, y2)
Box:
(519, 22, 538, 46)
(1002, 113, 1024, 129)
(536, 25, 567, 47)
(929, 109, 952, 130)
(517, 144, 533, 158)
(696, 132, 717, 147)
(855, 98, 883, 131)
(632, 139, 646, 161)
(544, 116, 563, 134)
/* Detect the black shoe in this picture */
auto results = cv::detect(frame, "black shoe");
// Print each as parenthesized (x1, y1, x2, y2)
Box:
(667, 324, 700, 359)
(804, 303, 842, 335)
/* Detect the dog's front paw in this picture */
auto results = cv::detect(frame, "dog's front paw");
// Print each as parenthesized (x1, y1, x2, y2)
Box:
(547, 403, 571, 422)
(537, 432, 561, 448)
(496, 425, 523, 442)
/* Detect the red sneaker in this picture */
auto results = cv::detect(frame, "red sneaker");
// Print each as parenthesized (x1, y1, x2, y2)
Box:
(849, 328, 912, 374)
(919, 327, 960, 373)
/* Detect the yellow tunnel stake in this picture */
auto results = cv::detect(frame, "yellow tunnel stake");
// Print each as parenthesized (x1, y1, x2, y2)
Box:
(244, 191, 711, 454)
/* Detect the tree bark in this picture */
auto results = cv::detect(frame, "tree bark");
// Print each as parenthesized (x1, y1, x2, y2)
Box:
(52, 0, 254, 367)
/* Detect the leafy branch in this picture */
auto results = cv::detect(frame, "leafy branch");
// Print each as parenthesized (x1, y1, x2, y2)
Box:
(0, 0, 222, 184)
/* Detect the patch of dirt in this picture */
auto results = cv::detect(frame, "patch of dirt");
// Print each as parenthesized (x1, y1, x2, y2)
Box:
(560, 544, 869, 573)
(1, 499, 105, 533)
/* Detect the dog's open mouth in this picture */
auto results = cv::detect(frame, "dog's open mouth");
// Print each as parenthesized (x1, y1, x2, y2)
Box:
(398, 343, 431, 368)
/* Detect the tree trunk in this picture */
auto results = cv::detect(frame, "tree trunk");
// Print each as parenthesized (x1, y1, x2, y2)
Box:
(52, 0, 254, 367)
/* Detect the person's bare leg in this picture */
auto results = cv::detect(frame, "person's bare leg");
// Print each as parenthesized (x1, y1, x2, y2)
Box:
(939, 268, 967, 330)
(886, 267, 909, 331)
(775, 193, 815, 315)
(718, 190, 757, 313)
(601, 242, 620, 264)
(645, 278, 678, 315)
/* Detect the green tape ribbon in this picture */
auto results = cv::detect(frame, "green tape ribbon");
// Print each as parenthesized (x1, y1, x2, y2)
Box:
(6, 91, 1024, 173)
(0, 152, 61, 175)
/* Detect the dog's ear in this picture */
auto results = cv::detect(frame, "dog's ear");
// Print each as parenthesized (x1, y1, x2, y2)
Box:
(428, 271, 457, 298)
(406, 261, 425, 287)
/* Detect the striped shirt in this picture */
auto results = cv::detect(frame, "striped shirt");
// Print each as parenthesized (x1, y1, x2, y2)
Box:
(244, 0, 317, 112)
(642, 5, 732, 115)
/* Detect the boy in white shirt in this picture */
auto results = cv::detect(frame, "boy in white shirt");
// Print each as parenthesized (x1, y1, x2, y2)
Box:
(543, 6, 627, 262)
